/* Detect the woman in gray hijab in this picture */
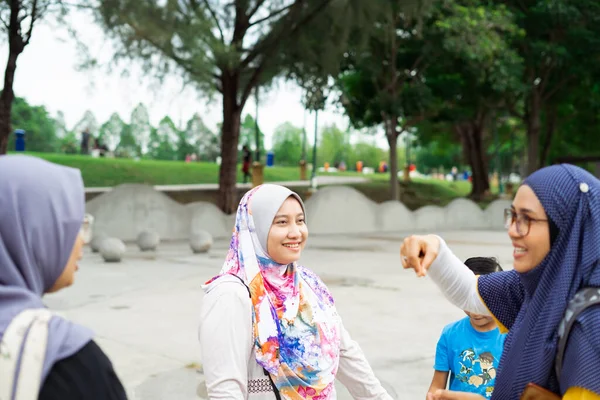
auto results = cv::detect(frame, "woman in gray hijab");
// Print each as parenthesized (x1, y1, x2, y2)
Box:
(0, 155, 127, 400)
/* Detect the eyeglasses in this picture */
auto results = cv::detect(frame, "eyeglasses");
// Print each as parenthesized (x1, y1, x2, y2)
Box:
(80, 214, 94, 244)
(503, 208, 547, 237)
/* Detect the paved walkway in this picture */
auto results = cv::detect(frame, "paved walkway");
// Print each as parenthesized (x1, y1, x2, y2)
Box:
(44, 230, 512, 399)
(85, 176, 370, 193)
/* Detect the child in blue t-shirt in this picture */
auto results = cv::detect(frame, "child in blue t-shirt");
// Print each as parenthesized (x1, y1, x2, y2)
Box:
(427, 257, 506, 399)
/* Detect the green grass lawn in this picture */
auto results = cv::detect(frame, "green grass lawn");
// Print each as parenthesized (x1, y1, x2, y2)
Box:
(18, 152, 491, 209)
(342, 177, 474, 209)
(23, 152, 303, 187)
(318, 170, 476, 206)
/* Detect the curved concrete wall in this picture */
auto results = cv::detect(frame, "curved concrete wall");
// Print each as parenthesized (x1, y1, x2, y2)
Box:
(86, 184, 190, 241)
(86, 184, 510, 240)
(305, 186, 379, 234)
(377, 201, 415, 232)
(484, 199, 512, 230)
(445, 198, 488, 230)
(86, 184, 235, 241)
(414, 205, 447, 232)
(186, 202, 233, 239)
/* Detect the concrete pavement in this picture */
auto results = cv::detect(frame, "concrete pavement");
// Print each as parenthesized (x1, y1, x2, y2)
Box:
(44, 230, 513, 399)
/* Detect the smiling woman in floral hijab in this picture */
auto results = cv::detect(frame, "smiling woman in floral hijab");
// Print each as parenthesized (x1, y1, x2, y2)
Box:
(199, 184, 392, 400)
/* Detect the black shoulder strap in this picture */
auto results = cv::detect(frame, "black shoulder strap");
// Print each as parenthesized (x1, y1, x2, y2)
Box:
(230, 275, 282, 400)
(263, 368, 282, 400)
(229, 274, 251, 298)
(555, 287, 600, 380)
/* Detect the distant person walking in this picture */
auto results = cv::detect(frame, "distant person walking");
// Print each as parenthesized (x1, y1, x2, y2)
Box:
(93, 138, 108, 157)
(80, 129, 90, 155)
(241, 145, 252, 184)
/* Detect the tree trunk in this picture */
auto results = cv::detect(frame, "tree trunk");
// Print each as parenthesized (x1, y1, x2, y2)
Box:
(0, 0, 29, 155)
(525, 90, 542, 175)
(456, 122, 490, 201)
(384, 115, 399, 201)
(540, 103, 557, 168)
(471, 125, 490, 200)
(217, 75, 242, 214)
(0, 46, 20, 155)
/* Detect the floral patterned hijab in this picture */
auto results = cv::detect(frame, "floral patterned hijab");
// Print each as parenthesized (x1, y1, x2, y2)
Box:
(204, 184, 341, 399)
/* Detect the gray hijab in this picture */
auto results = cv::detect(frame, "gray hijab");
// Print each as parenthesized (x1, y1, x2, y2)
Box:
(250, 184, 306, 253)
(0, 155, 93, 383)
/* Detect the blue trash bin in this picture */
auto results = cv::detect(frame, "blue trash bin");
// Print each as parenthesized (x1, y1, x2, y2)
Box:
(14, 129, 25, 152)
(266, 151, 274, 167)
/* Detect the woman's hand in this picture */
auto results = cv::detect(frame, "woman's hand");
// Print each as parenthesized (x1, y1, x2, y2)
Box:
(400, 234, 440, 277)
(426, 390, 486, 400)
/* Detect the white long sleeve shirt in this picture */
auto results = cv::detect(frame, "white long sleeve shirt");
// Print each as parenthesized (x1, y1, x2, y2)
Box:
(199, 275, 393, 400)
(427, 237, 490, 316)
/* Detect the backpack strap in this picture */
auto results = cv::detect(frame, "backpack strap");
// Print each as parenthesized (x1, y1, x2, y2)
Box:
(0, 309, 54, 400)
(555, 287, 600, 380)
(229, 274, 251, 298)
(263, 368, 282, 400)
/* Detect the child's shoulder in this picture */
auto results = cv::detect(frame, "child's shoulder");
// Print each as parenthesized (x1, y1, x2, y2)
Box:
(441, 316, 471, 336)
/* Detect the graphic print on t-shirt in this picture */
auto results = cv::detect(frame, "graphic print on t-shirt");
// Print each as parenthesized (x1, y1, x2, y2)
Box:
(434, 317, 506, 399)
(455, 348, 497, 397)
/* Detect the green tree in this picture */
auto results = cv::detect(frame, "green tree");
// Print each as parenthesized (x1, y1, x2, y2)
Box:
(98, 112, 125, 152)
(73, 110, 99, 140)
(177, 129, 195, 161)
(499, 0, 600, 174)
(59, 132, 79, 154)
(7, 96, 58, 152)
(239, 114, 265, 159)
(541, 78, 600, 166)
(54, 111, 68, 139)
(129, 103, 151, 156)
(301, 80, 330, 184)
(337, 0, 435, 200)
(413, 139, 462, 174)
(318, 124, 348, 167)
(271, 122, 303, 166)
(117, 123, 140, 158)
(0, 0, 65, 153)
(339, 0, 524, 199)
(94, 0, 379, 213)
(185, 113, 220, 161)
(419, 0, 524, 198)
(346, 142, 388, 171)
(149, 116, 179, 160)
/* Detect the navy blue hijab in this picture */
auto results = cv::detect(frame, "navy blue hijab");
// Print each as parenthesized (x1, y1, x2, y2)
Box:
(478, 164, 600, 398)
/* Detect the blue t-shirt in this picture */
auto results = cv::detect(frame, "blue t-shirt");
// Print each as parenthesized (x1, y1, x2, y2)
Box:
(434, 316, 506, 398)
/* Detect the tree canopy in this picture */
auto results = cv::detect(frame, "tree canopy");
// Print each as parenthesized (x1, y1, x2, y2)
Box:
(93, 0, 385, 212)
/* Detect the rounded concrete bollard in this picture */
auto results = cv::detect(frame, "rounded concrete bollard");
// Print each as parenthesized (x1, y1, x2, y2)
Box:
(100, 238, 126, 262)
(190, 231, 213, 254)
(137, 230, 160, 251)
(90, 233, 108, 253)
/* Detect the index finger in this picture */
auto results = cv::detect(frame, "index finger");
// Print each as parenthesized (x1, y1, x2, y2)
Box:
(405, 236, 426, 277)
(400, 240, 409, 269)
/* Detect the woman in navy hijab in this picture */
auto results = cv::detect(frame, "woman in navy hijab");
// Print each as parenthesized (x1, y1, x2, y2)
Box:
(0, 155, 127, 400)
(401, 164, 600, 400)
